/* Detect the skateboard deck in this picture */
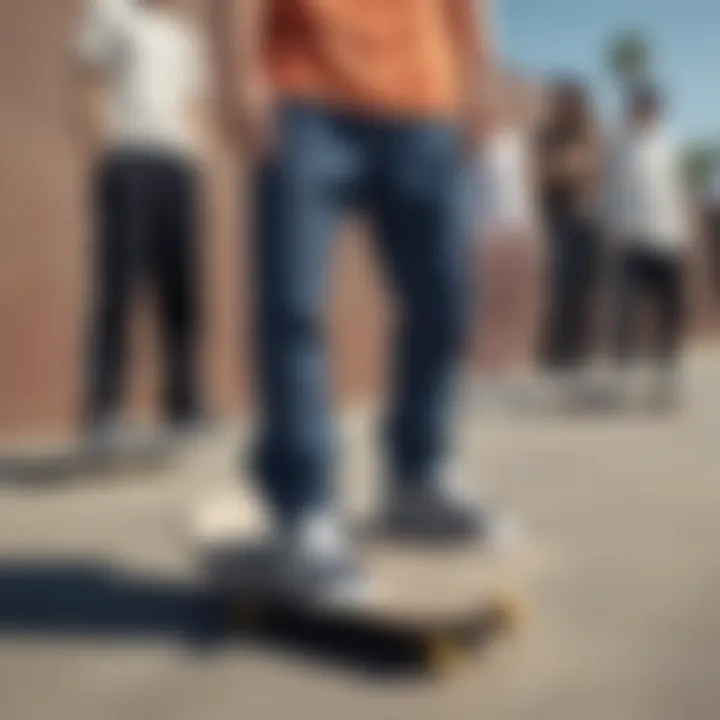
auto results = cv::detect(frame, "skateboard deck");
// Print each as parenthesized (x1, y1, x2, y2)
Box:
(195, 494, 540, 676)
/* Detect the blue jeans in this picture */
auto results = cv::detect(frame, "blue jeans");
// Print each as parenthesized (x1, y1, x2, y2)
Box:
(250, 103, 471, 521)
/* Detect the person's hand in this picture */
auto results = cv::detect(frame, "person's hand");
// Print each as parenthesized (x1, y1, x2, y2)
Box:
(69, 110, 108, 166)
(226, 69, 276, 161)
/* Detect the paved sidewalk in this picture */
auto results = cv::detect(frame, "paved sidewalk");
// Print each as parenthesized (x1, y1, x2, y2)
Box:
(1, 352, 719, 719)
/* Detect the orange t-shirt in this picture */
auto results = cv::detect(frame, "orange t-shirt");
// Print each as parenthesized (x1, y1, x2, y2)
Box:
(265, 0, 463, 117)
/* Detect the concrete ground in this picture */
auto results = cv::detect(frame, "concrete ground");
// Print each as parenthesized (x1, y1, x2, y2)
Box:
(1, 351, 720, 720)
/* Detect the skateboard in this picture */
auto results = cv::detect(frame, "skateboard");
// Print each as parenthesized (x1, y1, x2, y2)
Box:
(195, 495, 536, 677)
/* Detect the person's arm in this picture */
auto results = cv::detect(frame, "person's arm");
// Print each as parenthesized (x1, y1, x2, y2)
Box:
(67, 0, 114, 160)
(69, 66, 109, 160)
(185, 27, 219, 160)
(602, 132, 621, 240)
(446, 0, 495, 149)
(220, 0, 273, 157)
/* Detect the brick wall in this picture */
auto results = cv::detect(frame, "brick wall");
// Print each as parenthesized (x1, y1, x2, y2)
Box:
(0, 1, 397, 440)
(0, 1, 717, 441)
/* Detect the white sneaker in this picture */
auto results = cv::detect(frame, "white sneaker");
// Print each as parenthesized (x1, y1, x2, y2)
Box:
(271, 509, 373, 610)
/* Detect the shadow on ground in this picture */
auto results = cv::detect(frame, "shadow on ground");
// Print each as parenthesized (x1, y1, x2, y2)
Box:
(0, 446, 172, 486)
(466, 381, 681, 420)
(0, 559, 486, 680)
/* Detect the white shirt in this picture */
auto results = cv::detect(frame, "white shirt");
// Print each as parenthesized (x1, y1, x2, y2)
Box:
(75, 0, 208, 156)
(605, 123, 688, 253)
(475, 128, 536, 240)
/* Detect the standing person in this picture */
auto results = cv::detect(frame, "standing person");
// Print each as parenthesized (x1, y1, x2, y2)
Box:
(605, 85, 689, 407)
(71, 0, 211, 448)
(472, 86, 540, 401)
(222, 0, 506, 603)
(536, 80, 604, 382)
(703, 159, 720, 296)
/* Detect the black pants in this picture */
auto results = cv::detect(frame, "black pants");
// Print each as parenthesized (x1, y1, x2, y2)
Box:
(85, 151, 201, 426)
(613, 245, 685, 366)
(540, 216, 601, 369)
(708, 209, 720, 295)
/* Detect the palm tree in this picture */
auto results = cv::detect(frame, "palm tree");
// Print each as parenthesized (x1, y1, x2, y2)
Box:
(606, 31, 652, 89)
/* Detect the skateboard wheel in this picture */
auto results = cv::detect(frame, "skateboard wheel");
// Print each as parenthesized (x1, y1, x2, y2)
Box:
(423, 635, 464, 678)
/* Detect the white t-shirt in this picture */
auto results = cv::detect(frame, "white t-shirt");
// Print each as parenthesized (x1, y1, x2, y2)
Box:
(75, 0, 208, 156)
(605, 123, 688, 253)
(475, 128, 535, 239)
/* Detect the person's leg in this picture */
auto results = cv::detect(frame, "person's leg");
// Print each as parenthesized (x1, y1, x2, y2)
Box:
(366, 119, 505, 540)
(709, 209, 720, 296)
(652, 251, 685, 402)
(537, 219, 566, 368)
(612, 247, 642, 367)
(656, 255, 685, 362)
(84, 154, 148, 430)
(250, 104, 365, 524)
(562, 218, 600, 366)
(151, 155, 203, 425)
(369, 120, 470, 486)
(540, 217, 589, 370)
(536, 217, 591, 403)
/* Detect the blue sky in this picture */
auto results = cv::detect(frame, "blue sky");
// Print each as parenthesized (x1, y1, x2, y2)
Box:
(494, 0, 720, 144)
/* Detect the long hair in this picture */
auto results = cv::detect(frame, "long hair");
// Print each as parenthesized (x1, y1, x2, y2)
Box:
(547, 78, 596, 140)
